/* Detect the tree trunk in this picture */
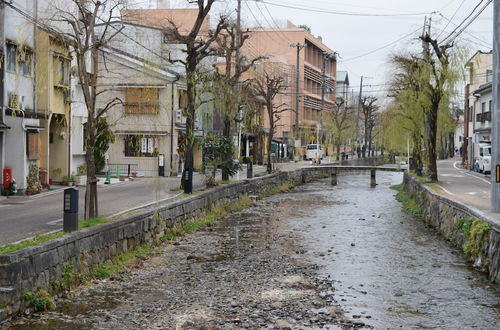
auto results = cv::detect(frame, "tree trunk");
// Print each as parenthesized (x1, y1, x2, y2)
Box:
(336, 144, 340, 161)
(184, 58, 197, 172)
(425, 103, 439, 181)
(267, 100, 273, 174)
(85, 119, 98, 219)
(222, 117, 231, 181)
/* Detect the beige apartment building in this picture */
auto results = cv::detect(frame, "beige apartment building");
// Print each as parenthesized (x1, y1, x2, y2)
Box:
(244, 21, 337, 152)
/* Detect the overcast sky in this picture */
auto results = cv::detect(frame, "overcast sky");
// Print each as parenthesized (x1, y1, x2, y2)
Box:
(134, 0, 494, 101)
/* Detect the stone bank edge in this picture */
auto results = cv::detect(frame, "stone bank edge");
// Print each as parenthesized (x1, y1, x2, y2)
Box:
(0, 167, 334, 322)
(403, 173, 500, 282)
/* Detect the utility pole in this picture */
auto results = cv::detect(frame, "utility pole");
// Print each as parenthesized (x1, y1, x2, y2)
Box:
(356, 75, 363, 150)
(491, 0, 500, 212)
(290, 43, 306, 159)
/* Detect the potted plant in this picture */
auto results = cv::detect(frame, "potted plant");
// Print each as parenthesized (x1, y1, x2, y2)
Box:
(75, 164, 87, 186)
(26, 164, 43, 195)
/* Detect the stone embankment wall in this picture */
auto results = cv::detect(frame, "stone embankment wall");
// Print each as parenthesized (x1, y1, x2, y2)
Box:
(0, 167, 337, 322)
(403, 173, 500, 282)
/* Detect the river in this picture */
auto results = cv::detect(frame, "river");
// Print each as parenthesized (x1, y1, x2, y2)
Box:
(5, 171, 499, 329)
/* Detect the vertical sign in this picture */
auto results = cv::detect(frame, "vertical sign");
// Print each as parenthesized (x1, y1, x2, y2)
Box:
(497, 165, 500, 182)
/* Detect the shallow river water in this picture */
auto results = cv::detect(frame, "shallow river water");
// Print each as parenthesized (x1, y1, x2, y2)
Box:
(288, 172, 500, 329)
(5, 172, 500, 329)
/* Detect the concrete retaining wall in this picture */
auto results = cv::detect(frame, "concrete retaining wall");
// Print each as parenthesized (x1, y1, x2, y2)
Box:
(0, 167, 335, 322)
(403, 173, 500, 282)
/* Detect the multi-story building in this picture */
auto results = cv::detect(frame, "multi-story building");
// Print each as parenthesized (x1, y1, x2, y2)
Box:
(36, 27, 72, 184)
(1, 0, 39, 192)
(243, 21, 337, 157)
(96, 21, 182, 176)
(464, 50, 492, 169)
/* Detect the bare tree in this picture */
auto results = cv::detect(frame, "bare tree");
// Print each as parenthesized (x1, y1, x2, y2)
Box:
(252, 70, 290, 173)
(360, 96, 379, 158)
(327, 98, 353, 160)
(52, 0, 125, 218)
(212, 23, 264, 180)
(164, 0, 226, 180)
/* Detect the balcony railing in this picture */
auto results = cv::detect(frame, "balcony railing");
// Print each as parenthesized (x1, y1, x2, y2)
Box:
(476, 111, 491, 123)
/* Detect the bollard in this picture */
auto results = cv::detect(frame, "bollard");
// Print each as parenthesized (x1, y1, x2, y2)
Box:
(247, 162, 253, 179)
(370, 169, 376, 187)
(115, 166, 120, 179)
(63, 188, 79, 232)
(331, 169, 337, 186)
(183, 168, 193, 194)
(105, 168, 111, 184)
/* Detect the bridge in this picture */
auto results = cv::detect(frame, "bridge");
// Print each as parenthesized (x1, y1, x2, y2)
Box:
(308, 165, 407, 187)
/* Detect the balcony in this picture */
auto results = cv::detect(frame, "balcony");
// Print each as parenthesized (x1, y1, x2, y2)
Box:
(476, 111, 491, 123)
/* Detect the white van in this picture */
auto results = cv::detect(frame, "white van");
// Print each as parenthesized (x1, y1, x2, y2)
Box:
(305, 144, 323, 160)
(477, 143, 491, 174)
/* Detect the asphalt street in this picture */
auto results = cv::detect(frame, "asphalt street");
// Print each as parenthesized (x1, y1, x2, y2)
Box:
(436, 156, 492, 213)
(0, 162, 303, 246)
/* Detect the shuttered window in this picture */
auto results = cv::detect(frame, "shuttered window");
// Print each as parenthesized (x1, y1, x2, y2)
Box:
(124, 88, 159, 114)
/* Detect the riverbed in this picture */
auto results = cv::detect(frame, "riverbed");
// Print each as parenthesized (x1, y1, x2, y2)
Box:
(4, 172, 499, 329)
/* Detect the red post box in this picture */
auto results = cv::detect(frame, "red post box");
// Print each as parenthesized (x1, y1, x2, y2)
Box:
(3, 168, 12, 190)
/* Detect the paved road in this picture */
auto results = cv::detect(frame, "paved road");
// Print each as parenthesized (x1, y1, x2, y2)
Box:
(436, 156, 493, 214)
(0, 161, 316, 246)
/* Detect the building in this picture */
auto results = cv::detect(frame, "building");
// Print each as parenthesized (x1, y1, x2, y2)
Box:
(121, 7, 215, 171)
(96, 21, 182, 177)
(336, 71, 350, 104)
(36, 28, 72, 184)
(464, 50, 492, 169)
(243, 21, 337, 158)
(1, 0, 39, 192)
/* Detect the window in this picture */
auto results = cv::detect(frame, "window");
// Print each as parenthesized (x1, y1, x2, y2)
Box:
(6, 43, 17, 72)
(124, 135, 159, 157)
(26, 132, 40, 160)
(20, 48, 33, 76)
(481, 102, 486, 113)
(489, 100, 492, 112)
(56, 57, 70, 86)
(124, 88, 159, 114)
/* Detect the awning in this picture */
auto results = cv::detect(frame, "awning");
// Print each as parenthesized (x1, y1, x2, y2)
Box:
(114, 130, 169, 136)
(0, 121, 10, 130)
(25, 124, 45, 131)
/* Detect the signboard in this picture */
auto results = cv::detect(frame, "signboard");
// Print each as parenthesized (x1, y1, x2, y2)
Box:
(497, 165, 500, 183)
(294, 139, 301, 148)
(158, 154, 164, 167)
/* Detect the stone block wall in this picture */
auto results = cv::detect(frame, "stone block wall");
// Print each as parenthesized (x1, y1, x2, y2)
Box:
(0, 167, 332, 322)
(403, 173, 500, 282)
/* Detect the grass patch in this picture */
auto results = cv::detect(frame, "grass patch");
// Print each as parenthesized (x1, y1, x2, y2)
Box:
(0, 232, 66, 255)
(79, 217, 112, 229)
(390, 184, 421, 218)
(23, 290, 55, 312)
(166, 197, 253, 241)
(258, 183, 295, 199)
(0, 217, 113, 255)
(218, 180, 238, 184)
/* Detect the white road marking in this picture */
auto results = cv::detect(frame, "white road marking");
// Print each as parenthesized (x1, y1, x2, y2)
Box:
(465, 192, 479, 195)
(452, 160, 491, 184)
(436, 184, 455, 196)
(465, 173, 491, 185)
(440, 173, 464, 178)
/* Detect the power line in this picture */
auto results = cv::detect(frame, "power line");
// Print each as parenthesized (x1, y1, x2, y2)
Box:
(341, 27, 422, 63)
(441, 0, 492, 45)
(249, 0, 437, 17)
(437, 12, 491, 48)
(436, 0, 467, 39)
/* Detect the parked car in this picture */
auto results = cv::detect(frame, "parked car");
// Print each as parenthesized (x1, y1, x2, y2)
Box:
(305, 144, 323, 160)
(477, 143, 491, 174)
